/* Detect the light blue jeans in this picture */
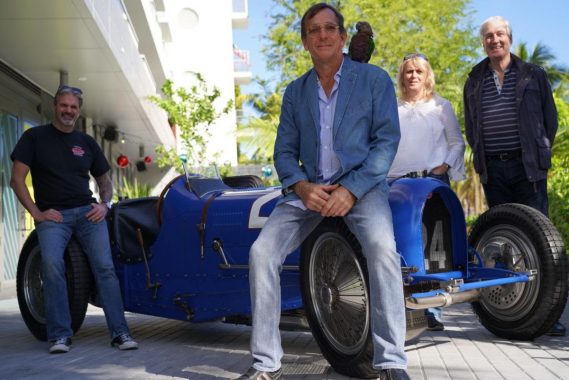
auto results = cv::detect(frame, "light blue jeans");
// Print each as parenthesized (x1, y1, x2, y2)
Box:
(36, 205, 130, 341)
(249, 185, 407, 371)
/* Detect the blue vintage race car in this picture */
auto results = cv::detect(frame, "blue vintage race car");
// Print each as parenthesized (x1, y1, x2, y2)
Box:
(17, 172, 568, 378)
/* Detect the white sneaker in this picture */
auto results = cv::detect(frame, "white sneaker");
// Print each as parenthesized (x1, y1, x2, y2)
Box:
(111, 333, 138, 350)
(49, 337, 72, 354)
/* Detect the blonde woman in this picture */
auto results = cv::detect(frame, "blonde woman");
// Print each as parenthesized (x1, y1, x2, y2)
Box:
(388, 53, 466, 330)
(389, 53, 465, 185)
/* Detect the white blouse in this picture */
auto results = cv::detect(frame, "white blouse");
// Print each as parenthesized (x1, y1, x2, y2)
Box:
(388, 94, 466, 181)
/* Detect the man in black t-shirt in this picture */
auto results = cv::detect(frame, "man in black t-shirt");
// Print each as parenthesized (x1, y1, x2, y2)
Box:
(10, 85, 138, 353)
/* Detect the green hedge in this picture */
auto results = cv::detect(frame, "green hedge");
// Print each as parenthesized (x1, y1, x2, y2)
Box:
(549, 154, 569, 246)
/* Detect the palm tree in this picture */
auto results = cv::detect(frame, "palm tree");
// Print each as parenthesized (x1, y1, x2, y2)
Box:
(236, 79, 283, 163)
(515, 42, 569, 97)
(237, 115, 279, 163)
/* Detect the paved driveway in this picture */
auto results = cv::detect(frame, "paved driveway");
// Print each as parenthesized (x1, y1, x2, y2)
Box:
(0, 297, 567, 379)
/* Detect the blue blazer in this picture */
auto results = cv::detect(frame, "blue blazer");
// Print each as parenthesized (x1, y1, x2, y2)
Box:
(274, 56, 400, 202)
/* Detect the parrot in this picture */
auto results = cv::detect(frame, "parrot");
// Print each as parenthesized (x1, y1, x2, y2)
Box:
(348, 21, 375, 63)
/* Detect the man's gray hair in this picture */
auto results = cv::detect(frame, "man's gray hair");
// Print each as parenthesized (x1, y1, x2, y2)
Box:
(479, 16, 512, 44)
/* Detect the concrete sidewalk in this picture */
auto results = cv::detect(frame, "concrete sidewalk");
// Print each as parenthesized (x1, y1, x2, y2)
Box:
(0, 294, 567, 380)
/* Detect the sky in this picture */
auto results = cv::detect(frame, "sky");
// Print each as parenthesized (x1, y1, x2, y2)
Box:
(233, 0, 569, 96)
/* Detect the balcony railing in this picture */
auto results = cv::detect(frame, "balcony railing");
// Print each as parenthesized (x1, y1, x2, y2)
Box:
(233, 46, 252, 85)
(232, 0, 247, 13)
(232, 0, 248, 28)
(233, 47, 250, 72)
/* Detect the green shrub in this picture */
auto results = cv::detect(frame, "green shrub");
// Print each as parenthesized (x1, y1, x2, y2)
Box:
(116, 177, 151, 200)
(549, 154, 569, 246)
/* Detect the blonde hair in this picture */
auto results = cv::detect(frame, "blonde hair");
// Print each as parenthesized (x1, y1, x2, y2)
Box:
(397, 56, 435, 101)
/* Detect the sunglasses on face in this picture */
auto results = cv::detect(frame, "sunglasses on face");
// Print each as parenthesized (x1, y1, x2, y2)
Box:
(56, 85, 83, 97)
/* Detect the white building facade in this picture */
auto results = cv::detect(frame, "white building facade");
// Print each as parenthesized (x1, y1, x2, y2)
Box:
(0, 0, 249, 290)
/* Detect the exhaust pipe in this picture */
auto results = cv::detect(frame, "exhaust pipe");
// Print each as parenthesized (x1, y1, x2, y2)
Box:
(406, 289, 480, 309)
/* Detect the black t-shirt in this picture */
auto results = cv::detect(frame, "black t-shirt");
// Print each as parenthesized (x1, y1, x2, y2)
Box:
(10, 124, 111, 211)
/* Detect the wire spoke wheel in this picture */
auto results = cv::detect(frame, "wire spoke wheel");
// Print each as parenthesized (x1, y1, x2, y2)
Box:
(308, 232, 369, 354)
(469, 204, 568, 340)
(475, 224, 540, 320)
(301, 220, 378, 379)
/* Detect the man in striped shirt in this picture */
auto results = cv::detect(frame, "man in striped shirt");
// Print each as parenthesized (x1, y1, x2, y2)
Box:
(464, 16, 563, 336)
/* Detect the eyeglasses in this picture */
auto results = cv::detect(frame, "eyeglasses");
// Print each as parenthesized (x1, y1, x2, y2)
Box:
(307, 23, 340, 36)
(403, 53, 429, 62)
(56, 85, 83, 97)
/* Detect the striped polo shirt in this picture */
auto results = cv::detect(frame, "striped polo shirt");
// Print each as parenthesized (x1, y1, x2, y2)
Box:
(480, 64, 521, 154)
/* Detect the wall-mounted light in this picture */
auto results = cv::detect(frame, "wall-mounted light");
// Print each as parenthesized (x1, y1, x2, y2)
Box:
(103, 126, 118, 142)
(136, 161, 147, 172)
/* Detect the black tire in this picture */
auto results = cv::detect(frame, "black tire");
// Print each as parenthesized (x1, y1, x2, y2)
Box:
(16, 231, 93, 341)
(468, 203, 568, 340)
(300, 219, 378, 379)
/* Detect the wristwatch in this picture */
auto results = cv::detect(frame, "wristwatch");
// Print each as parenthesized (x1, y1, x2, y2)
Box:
(281, 186, 295, 196)
(102, 200, 113, 209)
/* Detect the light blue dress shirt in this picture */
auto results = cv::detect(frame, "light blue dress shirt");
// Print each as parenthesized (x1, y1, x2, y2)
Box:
(287, 59, 344, 210)
(317, 59, 343, 183)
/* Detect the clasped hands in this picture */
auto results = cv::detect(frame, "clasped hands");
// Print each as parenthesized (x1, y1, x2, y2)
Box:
(293, 180, 356, 217)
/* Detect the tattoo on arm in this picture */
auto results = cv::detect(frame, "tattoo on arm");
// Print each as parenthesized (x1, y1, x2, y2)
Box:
(96, 173, 113, 203)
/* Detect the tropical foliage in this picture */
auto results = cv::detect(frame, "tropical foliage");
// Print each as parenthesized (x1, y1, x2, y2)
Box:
(549, 96, 569, 243)
(239, 0, 479, 165)
(264, 0, 478, 109)
(115, 177, 151, 200)
(149, 75, 233, 172)
(237, 79, 284, 163)
(236, 0, 569, 241)
(549, 153, 569, 244)
(515, 42, 569, 94)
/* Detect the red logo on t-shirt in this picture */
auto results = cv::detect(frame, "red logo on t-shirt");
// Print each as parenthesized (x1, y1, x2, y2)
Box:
(72, 145, 85, 157)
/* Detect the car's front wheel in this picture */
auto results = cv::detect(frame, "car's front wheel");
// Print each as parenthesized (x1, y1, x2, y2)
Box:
(16, 231, 93, 341)
(300, 219, 378, 379)
(469, 203, 568, 340)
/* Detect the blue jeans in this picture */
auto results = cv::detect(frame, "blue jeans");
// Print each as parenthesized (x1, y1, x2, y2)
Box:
(248, 185, 407, 371)
(425, 307, 443, 322)
(36, 205, 130, 341)
(483, 157, 548, 216)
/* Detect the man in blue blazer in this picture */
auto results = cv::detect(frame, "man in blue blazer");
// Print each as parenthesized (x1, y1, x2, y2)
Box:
(238, 3, 408, 380)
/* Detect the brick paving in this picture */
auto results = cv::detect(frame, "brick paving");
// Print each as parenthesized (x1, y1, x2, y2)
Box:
(0, 294, 567, 380)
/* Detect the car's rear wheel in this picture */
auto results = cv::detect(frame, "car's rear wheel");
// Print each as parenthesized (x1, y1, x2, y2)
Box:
(17, 231, 93, 341)
(301, 219, 378, 379)
(469, 203, 568, 340)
